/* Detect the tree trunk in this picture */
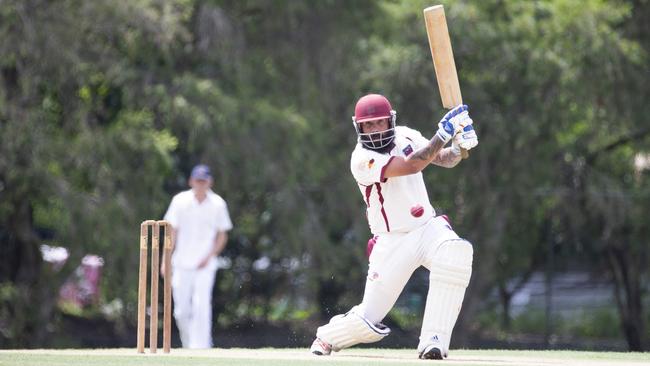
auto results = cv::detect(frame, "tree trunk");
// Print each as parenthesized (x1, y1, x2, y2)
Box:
(607, 246, 647, 351)
(0, 197, 58, 347)
(8, 199, 42, 284)
(498, 285, 512, 330)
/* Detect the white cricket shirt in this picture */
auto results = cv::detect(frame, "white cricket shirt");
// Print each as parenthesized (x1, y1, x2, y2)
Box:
(350, 126, 435, 235)
(164, 189, 233, 269)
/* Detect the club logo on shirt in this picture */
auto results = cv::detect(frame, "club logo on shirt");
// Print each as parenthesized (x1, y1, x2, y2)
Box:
(402, 144, 413, 156)
(367, 158, 375, 169)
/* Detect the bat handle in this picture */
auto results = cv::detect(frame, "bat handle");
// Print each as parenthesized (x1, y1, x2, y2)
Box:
(461, 148, 469, 159)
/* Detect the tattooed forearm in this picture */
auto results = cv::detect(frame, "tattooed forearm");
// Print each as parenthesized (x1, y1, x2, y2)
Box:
(431, 147, 462, 168)
(409, 135, 447, 163)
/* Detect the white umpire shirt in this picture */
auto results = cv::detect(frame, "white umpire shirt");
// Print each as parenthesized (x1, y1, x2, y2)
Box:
(164, 189, 233, 270)
(350, 126, 436, 235)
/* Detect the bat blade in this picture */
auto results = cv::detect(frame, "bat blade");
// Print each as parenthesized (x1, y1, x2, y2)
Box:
(424, 5, 468, 158)
(424, 5, 462, 109)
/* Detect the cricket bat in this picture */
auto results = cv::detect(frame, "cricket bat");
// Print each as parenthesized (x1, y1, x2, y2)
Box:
(423, 5, 469, 159)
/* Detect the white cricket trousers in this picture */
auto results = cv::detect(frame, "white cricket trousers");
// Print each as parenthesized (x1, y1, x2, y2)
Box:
(357, 215, 473, 351)
(172, 266, 217, 348)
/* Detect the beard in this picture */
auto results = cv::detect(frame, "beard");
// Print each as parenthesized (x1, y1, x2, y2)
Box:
(361, 129, 395, 153)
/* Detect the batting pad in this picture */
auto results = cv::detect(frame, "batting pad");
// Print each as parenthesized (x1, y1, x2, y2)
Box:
(316, 308, 391, 351)
(419, 239, 473, 354)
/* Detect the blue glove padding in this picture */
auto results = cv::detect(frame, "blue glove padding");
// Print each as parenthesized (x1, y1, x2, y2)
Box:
(436, 104, 470, 144)
(453, 124, 479, 150)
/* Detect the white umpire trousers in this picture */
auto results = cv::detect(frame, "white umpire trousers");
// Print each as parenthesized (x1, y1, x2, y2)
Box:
(356, 215, 472, 350)
(172, 266, 217, 348)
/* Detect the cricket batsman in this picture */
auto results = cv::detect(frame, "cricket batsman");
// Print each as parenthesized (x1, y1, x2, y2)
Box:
(310, 94, 478, 359)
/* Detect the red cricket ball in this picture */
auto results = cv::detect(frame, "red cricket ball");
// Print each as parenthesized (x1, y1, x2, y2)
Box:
(410, 204, 424, 217)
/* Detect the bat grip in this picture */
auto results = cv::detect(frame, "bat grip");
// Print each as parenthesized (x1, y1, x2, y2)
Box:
(460, 148, 469, 159)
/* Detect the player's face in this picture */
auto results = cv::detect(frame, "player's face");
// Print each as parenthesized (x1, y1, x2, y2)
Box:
(189, 177, 212, 194)
(361, 118, 390, 133)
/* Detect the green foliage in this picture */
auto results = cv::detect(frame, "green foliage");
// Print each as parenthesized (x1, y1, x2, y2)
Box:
(387, 306, 423, 331)
(568, 309, 622, 339)
(510, 309, 549, 334)
(476, 307, 623, 340)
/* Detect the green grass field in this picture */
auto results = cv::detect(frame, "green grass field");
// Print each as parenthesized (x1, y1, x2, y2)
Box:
(0, 348, 648, 366)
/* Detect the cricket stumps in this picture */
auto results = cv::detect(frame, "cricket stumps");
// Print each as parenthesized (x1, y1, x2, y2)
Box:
(137, 220, 173, 353)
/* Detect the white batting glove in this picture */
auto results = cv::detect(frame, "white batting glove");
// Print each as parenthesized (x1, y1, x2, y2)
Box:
(436, 104, 471, 144)
(453, 124, 479, 150)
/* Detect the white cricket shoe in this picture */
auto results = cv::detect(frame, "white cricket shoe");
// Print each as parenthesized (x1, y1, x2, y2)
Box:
(419, 344, 443, 360)
(418, 335, 446, 360)
(310, 338, 332, 356)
